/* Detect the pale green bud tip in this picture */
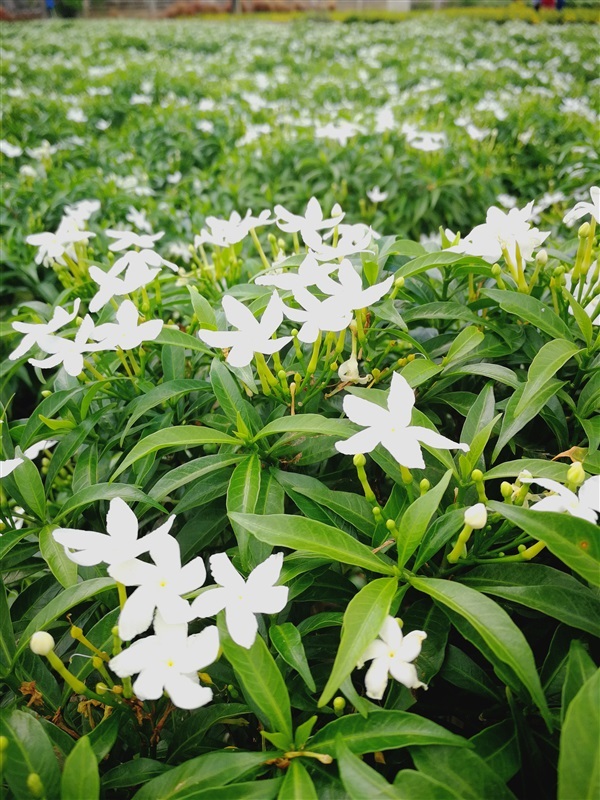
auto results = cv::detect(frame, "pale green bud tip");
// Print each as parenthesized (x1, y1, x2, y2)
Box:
(419, 479, 430, 492)
(394, 276, 405, 289)
(471, 469, 484, 482)
(277, 370, 286, 380)
(332, 203, 343, 217)
(353, 453, 367, 468)
(41, 390, 52, 398)
(333, 696, 346, 714)
(578, 222, 590, 238)
(500, 481, 513, 498)
(567, 462, 586, 487)
(535, 249, 548, 266)
(75, 316, 84, 327)
(491, 264, 501, 276)
(26, 773, 44, 798)
(30, 631, 55, 656)
(372, 505, 382, 517)
(96, 682, 109, 694)
(385, 519, 396, 531)
(291, 329, 299, 337)
(463, 503, 487, 530)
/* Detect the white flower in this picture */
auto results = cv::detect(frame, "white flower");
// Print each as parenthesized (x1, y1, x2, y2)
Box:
(89, 251, 177, 312)
(338, 355, 371, 385)
(197, 210, 261, 248)
(109, 534, 206, 641)
(191, 552, 288, 649)
(91, 300, 163, 351)
(335, 372, 469, 469)
(454, 203, 550, 264)
(367, 186, 388, 204)
(105, 229, 164, 252)
(310, 223, 376, 262)
(22, 440, 57, 460)
(523, 476, 600, 524)
(283, 288, 353, 344)
(357, 616, 427, 700)
(1, 139, 23, 158)
(9, 299, 81, 361)
(53, 497, 174, 567)
(63, 199, 100, 226)
(274, 198, 344, 250)
(315, 260, 393, 310)
(463, 503, 487, 529)
(29, 315, 111, 377)
(563, 186, 600, 227)
(0, 457, 24, 479)
(255, 254, 337, 292)
(198, 292, 292, 368)
(126, 207, 153, 234)
(109, 613, 219, 709)
(27, 220, 95, 267)
(30, 631, 55, 656)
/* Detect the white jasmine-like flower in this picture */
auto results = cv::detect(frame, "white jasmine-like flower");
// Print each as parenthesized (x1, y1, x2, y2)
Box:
(88, 264, 131, 313)
(197, 211, 256, 248)
(198, 292, 292, 368)
(53, 497, 175, 567)
(1, 139, 23, 158)
(463, 503, 487, 529)
(563, 186, 600, 227)
(522, 476, 600, 524)
(0, 457, 24, 479)
(27, 220, 96, 267)
(315, 260, 393, 310)
(126, 207, 153, 234)
(30, 631, 55, 656)
(191, 552, 288, 649)
(274, 198, 344, 250)
(9, 299, 81, 361)
(105, 229, 164, 252)
(29, 315, 111, 377)
(22, 440, 57, 460)
(367, 186, 388, 204)
(497, 194, 518, 210)
(283, 288, 353, 344)
(109, 613, 219, 709)
(310, 223, 376, 262)
(255, 253, 337, 292)
(357, 616, 427, 700)
(109, 534, 206, 641)
(335, 372, 469, 469)
(63, 199, 100, 226)
(454, 203, 550, 264)
(91, 300, 163, 351)
(338, 355, 371, 385)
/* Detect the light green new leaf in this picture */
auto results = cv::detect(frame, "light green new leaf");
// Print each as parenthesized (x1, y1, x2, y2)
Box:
(211, 359, 260, 433)
(443, 326, 485, 369)
(188, 285, 217, 329)
(229, 513, 396, 575)
(397, 470, 451, 568)
(153, 326, 213, 355)
(409, 577, 551, 727)
(0, 709, 61, 800)
(277, 759, 318, 800)
(319, 577, 398, 707)
(488, 501, 600, 587)
(400, 358, 443, 388)
(270, 623, 315, 692)
(336, 736, 402, 800)
(558, 669, 600, 800)
(484, 459, 569, 482)
(111, 426, 238, 480)
(515, 339, 580, 415)
(61, 736, 100, 800)
(39, 524, 78, 588)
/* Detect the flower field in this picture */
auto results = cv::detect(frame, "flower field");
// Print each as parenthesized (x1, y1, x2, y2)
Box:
(1, 16, 599, 800)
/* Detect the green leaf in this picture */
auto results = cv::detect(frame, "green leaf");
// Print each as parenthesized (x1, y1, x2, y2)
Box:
(394, 770, 462, 799)
(171, 779, 282, 800)
(227, 455, 265, 570)
(488, 501, 600, 587)
(218, 614, 293, 741)
(10, 456, 46, 520)
(61, 736, 100, 800)
(400, 358, 443, 388)
(451, 363, 521, 390)
(336, 736, 401, 799)
(461, 382, 495, 445)
(133, 751, 275, 800)
(254, 414, 353, 443)
(111, 426, 239, 480)
(54, 483, 167, 521)
(0, 709, 61, 800)
(402, 599, 450, 684)
(20, 388, 85, 450)
(561, 640, 597, 723)
(188, 285, 217, 329)
(470, 720, 521, 783)
(277, 759, 318, 800)
(45, 412, 105, 490)
(39, 524, 78, 588)
(441, 645, 502, 701)
(482, 288, 573, 341)
(149, 454, 242, 503)
(395, 251, 473, 280)
(492, 379, 565, 462)
(461, 563, 600, 637)
(319, 578, 398, 706)
(15, 578, 116, 659)
(0, 577, 16, 678)
(308, 710, 468, 756)
(410, 745, 516, 800)
(562, 288, 593, 347)
(270, 622, 316, 693)
(120, 379, 203, 444)
(558, 668, 600, 800)
(153, 326, 213, 355)
(87, 711, 121, 762)
(483, 459, 569, 482)
(168, 704, 251, 763)
(409, 577, 551, 727)
(515, 339, 580, 415)
(71, 444, 98, 494)
(229, 513, 396, 575)
(102, 759, 170, 791)
(397, 471, 451, 568)
(211, 359, 260, 433)
(443, 326, 485, 369)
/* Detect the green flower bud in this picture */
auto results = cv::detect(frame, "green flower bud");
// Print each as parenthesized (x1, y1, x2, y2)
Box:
(566, 462, 586, 488)
(41, 390, 52, 398)
(500, 481, 513, 498)
(353, 454, 367, 468)
(471, 469, 484, 482)
(394, 276, 405, 289)
(333, 696, 346, 716)
(491, 263, 501, 276)
(535, 249, 548, 267)
(385, 519, 396, 532)
(26, 773, 45, 798)
(30, 631, 55, 656)
(578, 222, 590, 238)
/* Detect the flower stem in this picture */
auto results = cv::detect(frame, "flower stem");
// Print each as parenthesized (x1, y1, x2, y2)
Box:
(250, 228, 271, 271)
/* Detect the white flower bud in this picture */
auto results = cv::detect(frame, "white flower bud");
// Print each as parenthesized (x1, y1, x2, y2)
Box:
(30, 631, 55, 656)
(463, 503, 487, 530)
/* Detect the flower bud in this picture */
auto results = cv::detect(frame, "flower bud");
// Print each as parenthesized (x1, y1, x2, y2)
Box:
(567, 462, 586, 488)
(394, 276, 405, 290)
(535, 249, 548, 267)
(277, 370, 286, 381)
(41, 390, 52, 398)
(372, 505, 382, 519)
(471, 469, 484, 483)
(353, 454, 367, 468)
(30, 631, 55, 656)
(500, 481, 513, 498)
(96, 682, 109, 695)
(332, 203, 343, 217)
(385, 519, 396, 532)
(419, 478, 430, 495)
(517, 470, 532, 484)
(578, 222, 590, 238)
(291, 329, 299, 337)
(491, 263, 501, 277)
(463, 503, 487, 530)
(26, 773, 45, 798)
(333, 696, 346, 716)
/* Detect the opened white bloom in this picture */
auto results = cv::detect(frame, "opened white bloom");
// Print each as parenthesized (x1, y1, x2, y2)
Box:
(274, 197, 344, 250)
(310, 223, 376, 262)
(198, 292, 291, 368)
(192, 552, 289, 649)
(27, 219, 96, 267)
(357, 616, 427, 699)
(197, 210, 269, 248)
(0, 139, 23, 158)
(109, 613, 219, 709)
(336, 372, 469, 468)
(283, 288, 353, 344)
(453, 203, 550, 264)
(255, 254, 337, 292)
(105, 229, 164, 252)
(53, 497, 174, 567)
(563, 186, 600, 227)
(367, 186, 388, 204)
(522, 476, 600, 524)
(63, 199, 101, 226)
(91, 300, 163, 351)
(23, 440, 57, 460)
(110, 534, 206, 641)
(9, 299, 81, 361)
(29, 315, 111, 377)
(316, 260, 393, 310)
(126, 207, 153, 234)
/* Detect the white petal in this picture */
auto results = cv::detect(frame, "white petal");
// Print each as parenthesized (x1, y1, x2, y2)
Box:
(571, 505, 598, 524)
(383, 432, 426, 469)
(389, 658, 426, 690)
(198, 329, 241, 348)
(378, 616, 404, 650)
(246, 553, 284, 592)
(109, 637, 158, 677)
(530, 496, 569, 514)
(185, 625, 221, 670)
(357, 275, 394, 308)
(222, 294, 257, 332)
(387, 373, 415, 427)
(209, 552, 246, 590)
(357, 639, 389, 668)
(149, 534, 181, 575)
(178, 557, 207, 595)
(226, 603, 258, 649)
(364, 657, 390, 700)
(106, 497, 138, 545)
(0, 457, 25, 478)
(108, 558, 157, 585)
(578, 476, 600, 512)
(259, 292, 284, 337)
(396, 630, 427, 663)
(525, 478, 573, 498)
(156, 592, 193, 625)
(411, 425, 469, 453)
(343, 394, 389, 428)
(248, 585, 289, 615)
(335, 426, 382, 456)
(118, 587, 156, 641)
(133, 667, 166, 700)
(226, 343, 255, 368)
(191, 587, 229, 618)
(165, 674, 213, 709)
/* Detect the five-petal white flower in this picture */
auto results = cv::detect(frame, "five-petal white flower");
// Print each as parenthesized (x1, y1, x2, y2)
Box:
(29, 315, 111, 377)
(563, 186, 600, 227)
(522, 476, 600, 524)
(283, 288, 353, 344)
(314, 260, 393, 310)
(191, 552, 289, 649)
(92, 300, 163, 351)
(109, 613, 219, 709)
(274, 197, 343, 250)
(335, 372, 469, 468)
(255, 254, 337, 292)
(9, 300, 81, 361)
(357, 616, 427, 699)
(105, 229, 164, 252)
(27, 220, 95, 267)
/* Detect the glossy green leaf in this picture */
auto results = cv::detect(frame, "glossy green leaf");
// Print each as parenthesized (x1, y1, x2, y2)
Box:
(410, 745, 516, 800)
(394, 770, 462, 799)
(558, 668, 600, 800)
(229, 513, 396, 575)
(19, 388, 85, 450)
(277, 759, 318, 800)
(120, 379, 203, 444)
(227, 454, 265, 570)
(441, 645, 502, 701)
(54, 482, 167, 521)
(71, 444, 98, 494)
(515, 339, 580, 415)
(149, 454, 242, 503)
(488, 501, 600, 587)
(443, 326, 485, 369)
(254, 413, 353, 443)
(39, 524, 78, 588)
(0, 576, 15, 678)
(188, 285, 217, 329)
(168, 704, 251, 763)
(470, 721, 520, 783)
(0, 709, 61, 800)
(61, 736, 100, 800)
(337, 736, 401, 799)
(409, 577, 551, 726)
(270, 622, 315, 692)
(211, 358, 260, 433)
(482, 289, 572, 341)
(102, 759, 171, 791)
(561, 640, 597, 723)
(10, 456, 46, 520)
(153, 326, 213, 355)
(483, 459, 569, 481)
(171, 779, 282, 800)
(397, 470, 451, 567)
